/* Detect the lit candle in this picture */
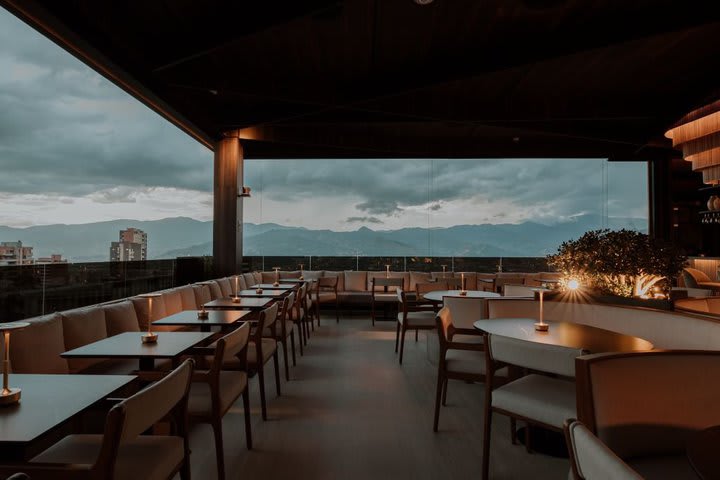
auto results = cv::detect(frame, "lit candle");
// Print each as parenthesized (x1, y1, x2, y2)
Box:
(385, 264, 390, 278)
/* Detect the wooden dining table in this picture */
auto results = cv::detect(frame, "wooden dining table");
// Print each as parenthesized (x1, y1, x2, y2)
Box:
(0, 374, 136, 461)
(472, 318, 654, 353)
(423, 289, 501, 302)
(204, 296, 274, 311)
(236, 289, 289, 298)
(152, 309, 251, 332)
(62, 331, 215, 371)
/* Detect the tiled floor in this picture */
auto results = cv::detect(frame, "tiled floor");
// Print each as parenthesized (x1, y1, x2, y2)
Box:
(186, 316, 570, 479)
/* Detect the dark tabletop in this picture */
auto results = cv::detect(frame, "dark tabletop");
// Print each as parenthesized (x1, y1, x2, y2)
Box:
(473, 318, 653, 353)
(61, 331, 214, 359)
(688, 425, 720, 480)
(236, 289, 288, 298)
(250, 283, 296, 290)
(204, 297, 273, 310)
(0, 374, 135, 448)
(152, 309, 250, 327)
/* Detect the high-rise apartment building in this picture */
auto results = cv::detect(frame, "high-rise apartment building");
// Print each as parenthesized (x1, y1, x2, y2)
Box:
(0, 241, 34, 266)
(110, 228, 148, 261)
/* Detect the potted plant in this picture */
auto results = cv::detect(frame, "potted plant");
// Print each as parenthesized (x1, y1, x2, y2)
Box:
(546, 229, 686, 309)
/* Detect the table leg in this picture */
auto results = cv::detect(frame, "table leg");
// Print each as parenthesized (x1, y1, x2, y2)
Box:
(139, 358, 154, 371)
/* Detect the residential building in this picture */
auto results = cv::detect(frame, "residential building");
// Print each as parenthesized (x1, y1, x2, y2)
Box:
(0, 241, 33, 266)
(119, 228, 147, 260)
(110, 228, 147, 261)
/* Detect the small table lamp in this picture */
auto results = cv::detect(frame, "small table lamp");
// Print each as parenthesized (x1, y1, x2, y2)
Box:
(459, 272, 467, 295)
(531, 287, 551, 332)
(1, 321, 30, 406)
(139, 293, 162, 343)
(232, 275, 241, 303)
(273, 267, 281, 287)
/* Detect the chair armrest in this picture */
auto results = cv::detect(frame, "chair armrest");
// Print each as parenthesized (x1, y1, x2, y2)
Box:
(446, 341, 484, 352)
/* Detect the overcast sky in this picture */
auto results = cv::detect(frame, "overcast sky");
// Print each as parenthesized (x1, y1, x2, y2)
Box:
(0, 8, 647, 231)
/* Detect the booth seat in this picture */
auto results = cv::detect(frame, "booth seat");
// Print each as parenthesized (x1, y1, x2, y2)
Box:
(487, 298, 720, 350)
(674, 296, 720, 315)
(8, 282, 216, 375)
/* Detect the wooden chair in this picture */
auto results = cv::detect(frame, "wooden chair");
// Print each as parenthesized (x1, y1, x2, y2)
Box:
(314, 276, 339, 323)
(7, 360, 194, 480)
(289, 284, 306, 356)
(576, 350, 720, 479)
(189, 323, 252, 480)
(441, 296, 486, 342)
(371, 277, 404, 326)
(415, 281, 444, 307)
(395, 289, 437, 364)
(248, 302, 281, 421)
(482, 334, 582, 479)
(266, 293, 295, 381)
(445, 277, 463, 289)
(564, 419, 644, 480)
(433, 307, 493, 432)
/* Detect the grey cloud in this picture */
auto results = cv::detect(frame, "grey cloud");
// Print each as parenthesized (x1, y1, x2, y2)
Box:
(355, 199, 402, 216)
(347, 216, 383, 224)
(89, 186, 147, 204)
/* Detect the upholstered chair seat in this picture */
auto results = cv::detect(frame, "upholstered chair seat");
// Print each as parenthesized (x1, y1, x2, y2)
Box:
(373, 293, 398, 302)
(492, 374, 576, 428)
(189, 371, 248, 416)
(316, 291, 337, 303)
(396, 310, 436, 326)
(31, 434, 184, 480)
(451, 334, 484, 345)
(443, 348, 487, 375)
(248, 338, 278, 365)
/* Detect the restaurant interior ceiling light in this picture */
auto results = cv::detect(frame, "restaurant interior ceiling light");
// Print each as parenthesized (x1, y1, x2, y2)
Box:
(665, 100, 720, 185)
(413, 0, 434, 5)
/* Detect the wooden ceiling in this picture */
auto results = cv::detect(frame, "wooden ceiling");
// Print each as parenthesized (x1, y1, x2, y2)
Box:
(3, 0, 720, 159)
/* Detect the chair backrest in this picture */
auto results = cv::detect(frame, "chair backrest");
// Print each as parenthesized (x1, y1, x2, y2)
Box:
(564, 419, 644, 480)
(259, 302, 280, 332)
(487, 334, 583, 377)
(442, 296, 487, 330)
(436, 306, 454, 348)
(685, 267, 711, 284)
(416, 282, 442, 296)
(445, 277, 463, 289)
(503, 284, 535, 297)
(115, 359, 194, 441)
(217, 322, 250, 365)
(317, 276, 338, 293)
(371, 277, 404, 292)
(576, 350, 720, 459)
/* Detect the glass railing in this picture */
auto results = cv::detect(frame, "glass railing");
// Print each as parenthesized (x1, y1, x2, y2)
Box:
(0, 255, 550, 321)
(244, 256, 550, 273)
(0, 257, 216, 322)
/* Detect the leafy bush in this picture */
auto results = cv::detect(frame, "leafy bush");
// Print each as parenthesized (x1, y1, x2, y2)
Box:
(547, 229, 686, 297)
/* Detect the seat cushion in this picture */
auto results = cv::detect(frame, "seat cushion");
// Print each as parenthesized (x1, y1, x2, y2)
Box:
(451, 333, 485, 345)
(216, 277, 233, 297)
(247, 338, 277, 366)
(31, 434, 184, 480)
(10, 313, 69, 374)
(206, 281, 223, 300)
(103, 300, 140, 336)
(161, 289, 183, 316)
(628, 454, 698, 480)
(193, 284, 211, 307)
(316, 292, 337, 303)
(444, 348, 487, 375)
(131, 295, 168, 330)
(492, 374, 576, 428)
(61, 307, 108, 373)
(397, 311, 437, 327)
(188, 371, 247, 416)
(344, 271, 368, 292)
(176, 285, 197, 310)
(373, 293, 399, 303)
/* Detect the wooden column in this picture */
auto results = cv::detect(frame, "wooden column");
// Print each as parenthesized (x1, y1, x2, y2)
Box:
(213, 136, 243, 277)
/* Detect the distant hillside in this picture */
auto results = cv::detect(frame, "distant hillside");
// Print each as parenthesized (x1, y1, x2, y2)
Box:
(0, 214, 647, 262)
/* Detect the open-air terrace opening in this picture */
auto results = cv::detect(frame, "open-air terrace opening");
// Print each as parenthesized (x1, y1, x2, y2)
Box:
(2, 1, 720, 479)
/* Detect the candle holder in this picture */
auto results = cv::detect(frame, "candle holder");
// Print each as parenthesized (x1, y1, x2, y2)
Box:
(273, 267, 280, 287)
(1, 322, 30, 406)
(232, 295, 241, 303)
(460, 273, 467, 295)
(256, 288, 263, 294)
(139, 293, 161, 344)
(531, 288, 551, 332)
(197, 306, 209, 320)
(441, 265, 447, 278)
(385, 264, 391, 278)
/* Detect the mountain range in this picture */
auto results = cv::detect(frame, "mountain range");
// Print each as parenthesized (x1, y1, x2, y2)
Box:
(0, 215, 647, 262)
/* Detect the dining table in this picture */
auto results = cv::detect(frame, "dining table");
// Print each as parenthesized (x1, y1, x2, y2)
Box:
(423, 289, 501, 302)
(152, 309, 250, 332)
(472, 318, 654, 353)
(61, 331, 215, 371)
(204, 296, 274, 311)
(0, 374, 136, 461)
(250, 283, 296, 290)
(236, 289, 289, 298)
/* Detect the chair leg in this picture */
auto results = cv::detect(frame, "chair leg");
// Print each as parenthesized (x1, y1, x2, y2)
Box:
(242, 388, 253, 450)
(371, 301, 376, 326)
(525, 422, 532, 453)
(510, 418, 518, 445)
(415, 328, 419, 341)
(290, 330, 297, 366)
(297, 323, 304, 356)
(273, 351, 282, 396)
(335, 300, 339, 323)
(399, 326, 407, 364)
(394, 321, 401, 353)
(442, 378, 448, 406)
(281, 338, 290, 381)
(433, 370, 444, 432)
(482, 407, 492, 480)
(211, 419, 226, 480)
(258, 365, 268, 421)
